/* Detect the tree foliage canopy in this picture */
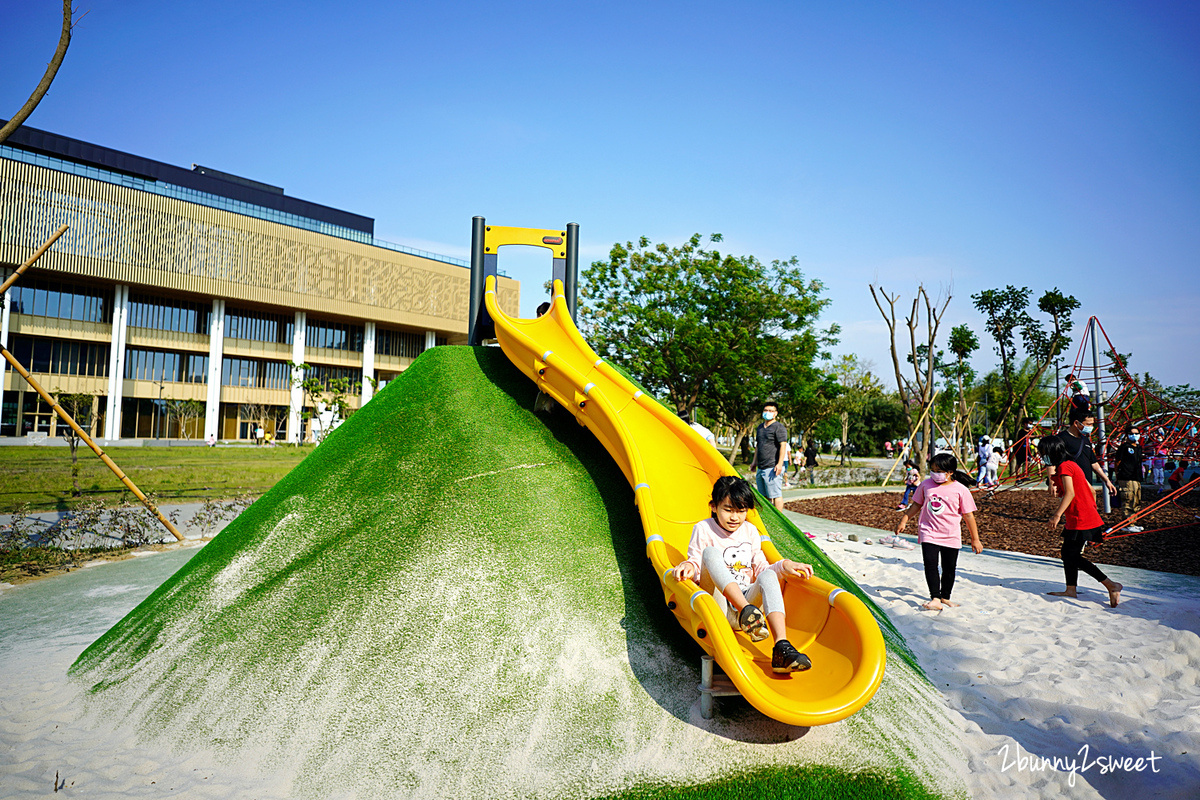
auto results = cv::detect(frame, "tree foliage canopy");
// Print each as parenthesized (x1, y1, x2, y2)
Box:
(581, 233, 836, 430)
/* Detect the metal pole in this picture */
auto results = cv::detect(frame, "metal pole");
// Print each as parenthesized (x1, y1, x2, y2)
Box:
(468, 216, 486, 345)
(564, 222, 580, 321)
(1055, 357, 1061, 428)
(1090, 317, 1111, 512)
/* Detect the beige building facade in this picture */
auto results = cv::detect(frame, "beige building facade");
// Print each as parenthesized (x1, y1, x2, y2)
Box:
(0, 126, 519, 442)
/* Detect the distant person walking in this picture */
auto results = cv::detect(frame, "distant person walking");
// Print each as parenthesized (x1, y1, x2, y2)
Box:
(1168, 460, 1190, 492)
(1151, 449, 1167, 489)
(985, 446, 1002, 487)
(976, 437, 991, 484)
(749, 401, 788, 510)
(804, 440, 819, 486)
(897, 458, 920, 510)
(1113, 425, 1145, 531)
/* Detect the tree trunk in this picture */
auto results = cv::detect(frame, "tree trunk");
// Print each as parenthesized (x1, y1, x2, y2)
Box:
(70, 441, 80, 496)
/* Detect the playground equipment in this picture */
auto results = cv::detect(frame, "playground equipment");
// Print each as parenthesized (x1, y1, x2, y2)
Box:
(477, 221, 886, 726)
(986, 316, 1200, 540)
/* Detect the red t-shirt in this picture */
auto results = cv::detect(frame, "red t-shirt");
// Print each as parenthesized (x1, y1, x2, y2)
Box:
(1051, 459, 1103, 530)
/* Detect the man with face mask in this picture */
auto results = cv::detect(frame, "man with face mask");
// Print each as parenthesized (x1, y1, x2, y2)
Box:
(1051, 407, 1118, 499)
(1113, 425, 1145, 530)
(749, 401, 788, 510)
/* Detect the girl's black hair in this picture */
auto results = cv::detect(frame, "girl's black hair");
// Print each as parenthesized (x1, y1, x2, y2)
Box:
(903, 458, 917, 469)
(929, 452, 977, 486)
(1037, 434, 1068, 466)
(711, 475, 756, 511)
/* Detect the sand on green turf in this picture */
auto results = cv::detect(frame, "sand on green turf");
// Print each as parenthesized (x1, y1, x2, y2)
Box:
(70, 346, 967, 799)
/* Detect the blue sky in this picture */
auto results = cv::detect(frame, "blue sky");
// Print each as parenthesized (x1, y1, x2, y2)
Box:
(4, 1, 1198, 390)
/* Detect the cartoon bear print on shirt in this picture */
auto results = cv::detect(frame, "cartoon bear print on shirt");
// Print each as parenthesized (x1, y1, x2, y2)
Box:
(927, 494, 947, 516)
(723, 541, 755, 592)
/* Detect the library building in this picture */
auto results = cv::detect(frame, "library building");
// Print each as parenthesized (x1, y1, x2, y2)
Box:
(0, 124, 519, 443)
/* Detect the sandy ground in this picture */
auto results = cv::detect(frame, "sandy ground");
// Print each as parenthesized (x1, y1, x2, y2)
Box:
(1, 510, 1198, 799)
(785, 509, 1200, 799)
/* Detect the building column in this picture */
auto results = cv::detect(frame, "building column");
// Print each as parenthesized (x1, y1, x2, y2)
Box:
(425, 330, 436, 351)
(204, 298, 225, 440)
(361, 321, 376, 404)
(103, 285, 130, 440)
(0, 284, 11, 434)
(289, 311, 307, 443)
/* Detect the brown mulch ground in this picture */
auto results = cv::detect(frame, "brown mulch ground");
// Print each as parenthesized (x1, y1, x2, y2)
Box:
(786, 487, 1200, 577)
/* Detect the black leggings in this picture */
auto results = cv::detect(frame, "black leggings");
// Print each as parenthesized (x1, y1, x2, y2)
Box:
(921, 543, 960, 600)
(1062, 528, 1108, 587)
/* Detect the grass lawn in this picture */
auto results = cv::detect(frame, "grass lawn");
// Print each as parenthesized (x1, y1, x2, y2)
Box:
(0, 445, 314, 511)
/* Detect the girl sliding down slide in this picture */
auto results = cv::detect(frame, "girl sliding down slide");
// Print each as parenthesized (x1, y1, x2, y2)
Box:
(672, 476, 815, 673)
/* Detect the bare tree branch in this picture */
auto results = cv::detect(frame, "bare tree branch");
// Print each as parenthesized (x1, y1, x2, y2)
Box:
(0, 1, 75, 146)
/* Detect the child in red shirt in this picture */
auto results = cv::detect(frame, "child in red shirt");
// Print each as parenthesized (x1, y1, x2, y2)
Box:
(1038, 436, 1124, 607)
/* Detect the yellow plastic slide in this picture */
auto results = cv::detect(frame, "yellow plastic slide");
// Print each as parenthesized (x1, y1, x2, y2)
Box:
(484, 278, 886, 726)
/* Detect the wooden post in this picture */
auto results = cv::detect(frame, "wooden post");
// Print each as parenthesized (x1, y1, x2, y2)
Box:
(882, 391, 939, 486)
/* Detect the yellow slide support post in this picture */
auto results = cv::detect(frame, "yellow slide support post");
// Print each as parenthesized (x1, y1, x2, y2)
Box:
(483, 276, 886, 726)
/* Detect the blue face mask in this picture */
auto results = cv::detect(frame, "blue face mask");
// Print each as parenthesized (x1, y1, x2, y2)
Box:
(1129, 434, 1140, 443)
(762, 411, 776, 421)
(1081, 425, 1093, 435)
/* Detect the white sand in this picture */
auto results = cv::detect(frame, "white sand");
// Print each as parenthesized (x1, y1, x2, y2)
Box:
(787, 510, 1200, 799)
(2, 515, 1199, 799)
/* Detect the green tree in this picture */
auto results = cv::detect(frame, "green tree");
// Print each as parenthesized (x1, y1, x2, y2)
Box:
(828, 355, 883, 465)
(971, 286, 1079, 444)
(290, 363, 354, 444)
(582, 233, 836, 459)
(846, 393, 907, 456)
(946, 324, 979, 460)
(166, 398, 205, 439)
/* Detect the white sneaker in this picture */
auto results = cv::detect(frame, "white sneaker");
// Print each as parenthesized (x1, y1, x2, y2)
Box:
(892, 539, 915, 550)
(1126, 524, 1144, 532)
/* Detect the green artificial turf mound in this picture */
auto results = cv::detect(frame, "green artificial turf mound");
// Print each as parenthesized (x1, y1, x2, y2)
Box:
(71, 346, 967, 800)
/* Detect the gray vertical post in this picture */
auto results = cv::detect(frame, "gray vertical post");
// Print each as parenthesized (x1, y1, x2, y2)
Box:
(564, 222, 580, 321)
(1090, 317, 1111, 512)
(468, 216, 487, 346)
(700, 654, 715, 719)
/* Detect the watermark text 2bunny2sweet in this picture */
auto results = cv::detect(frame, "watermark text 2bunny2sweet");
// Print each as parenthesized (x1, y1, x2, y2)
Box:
(998, 743, 1162, 787)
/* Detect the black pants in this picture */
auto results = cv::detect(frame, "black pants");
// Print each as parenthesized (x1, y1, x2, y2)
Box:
(1062, 527, 1108, 587)
(921, 542, 959, 600)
